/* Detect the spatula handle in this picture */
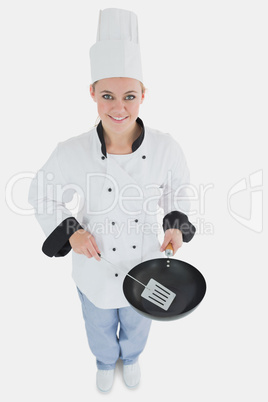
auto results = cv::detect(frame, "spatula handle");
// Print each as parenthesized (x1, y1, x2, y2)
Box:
(165, 243, 174, 257)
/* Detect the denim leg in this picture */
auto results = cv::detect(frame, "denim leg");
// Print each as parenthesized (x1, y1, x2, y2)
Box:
(77, 287, 120, 370)
(118, 306, 152, 365)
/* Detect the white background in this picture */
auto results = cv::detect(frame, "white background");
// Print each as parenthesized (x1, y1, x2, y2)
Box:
(1, 0, 267, 400)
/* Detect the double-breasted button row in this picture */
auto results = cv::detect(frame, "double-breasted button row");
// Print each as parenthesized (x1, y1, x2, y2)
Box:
(112, 246, 138, 277)
(112, 246, 137, 251)
(101, 155, 146, 160)
(107, 218, 140, 278)
(110, 219, 138, 225)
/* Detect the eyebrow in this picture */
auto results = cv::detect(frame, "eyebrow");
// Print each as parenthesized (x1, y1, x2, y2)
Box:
(100, 90, 138, 94)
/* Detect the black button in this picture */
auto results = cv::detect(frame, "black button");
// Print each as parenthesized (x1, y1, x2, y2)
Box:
(101, 156, 105, 160)
(111, 222, 115, 225)
(142, 155, 146, 159)
(135, 219, 138, 223)
(112, 248, 116, 251)
(108, 188, 112, 192)
(115, 273, 118, 277)
(132, 245, 136, 249)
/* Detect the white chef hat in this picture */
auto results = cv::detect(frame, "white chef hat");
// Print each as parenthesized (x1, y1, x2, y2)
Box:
(90, 8, 143, 84)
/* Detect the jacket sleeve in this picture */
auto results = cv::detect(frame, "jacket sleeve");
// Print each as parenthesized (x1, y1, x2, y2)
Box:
(28, 144, 83, 257)
(158, 141, 196, 242)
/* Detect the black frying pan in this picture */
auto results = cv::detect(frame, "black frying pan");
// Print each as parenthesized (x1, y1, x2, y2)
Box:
(123, 256, 206, 321)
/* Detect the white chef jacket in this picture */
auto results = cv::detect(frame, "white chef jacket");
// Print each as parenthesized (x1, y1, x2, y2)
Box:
(28, 118, 195, 308)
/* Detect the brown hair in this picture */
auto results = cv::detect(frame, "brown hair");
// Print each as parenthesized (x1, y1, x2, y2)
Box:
(91, 80, 147, 94)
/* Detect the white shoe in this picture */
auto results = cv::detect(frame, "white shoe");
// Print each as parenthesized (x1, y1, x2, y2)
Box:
(96, 369, 114, 393)
(123, 362, 141, 388)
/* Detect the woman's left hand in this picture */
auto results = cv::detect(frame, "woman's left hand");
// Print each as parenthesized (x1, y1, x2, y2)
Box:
(160, 228, 183, 255)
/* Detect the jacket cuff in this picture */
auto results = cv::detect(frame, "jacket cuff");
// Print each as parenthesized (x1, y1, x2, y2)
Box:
(42, 217, 84, 257)
(162, 211, 196, 243)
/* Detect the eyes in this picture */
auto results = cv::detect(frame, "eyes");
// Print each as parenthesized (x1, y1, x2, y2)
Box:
(102, 94, 136, 101)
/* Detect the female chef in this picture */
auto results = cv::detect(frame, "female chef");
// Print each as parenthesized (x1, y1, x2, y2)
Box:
(28, 8, 196, 393)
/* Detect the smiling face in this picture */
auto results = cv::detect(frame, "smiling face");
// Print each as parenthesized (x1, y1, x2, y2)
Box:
(90, 77, 145, 138)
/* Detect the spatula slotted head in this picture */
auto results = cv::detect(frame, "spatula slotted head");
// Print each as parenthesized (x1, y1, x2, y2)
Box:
(141, 278, 176, 311)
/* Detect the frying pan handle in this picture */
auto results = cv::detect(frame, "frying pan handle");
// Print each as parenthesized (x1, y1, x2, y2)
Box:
(165, 243, 174, 257)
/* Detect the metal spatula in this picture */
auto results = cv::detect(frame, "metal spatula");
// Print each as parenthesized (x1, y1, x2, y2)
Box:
(98, 245, 176, 311)
(140, 243, 176, 310)
(140, 278, 176, 311)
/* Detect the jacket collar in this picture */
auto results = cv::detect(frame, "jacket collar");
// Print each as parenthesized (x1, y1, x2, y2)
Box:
(96, 117, 145, 158)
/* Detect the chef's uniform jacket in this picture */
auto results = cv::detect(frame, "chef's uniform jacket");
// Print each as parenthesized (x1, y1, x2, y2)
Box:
(28, 118, 195, 309)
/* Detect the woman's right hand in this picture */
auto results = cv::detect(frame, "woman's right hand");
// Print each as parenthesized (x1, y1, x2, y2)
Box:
(69, 229, 101, 261)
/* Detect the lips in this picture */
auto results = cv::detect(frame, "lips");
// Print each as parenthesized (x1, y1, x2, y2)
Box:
(108, 115, 128, 123)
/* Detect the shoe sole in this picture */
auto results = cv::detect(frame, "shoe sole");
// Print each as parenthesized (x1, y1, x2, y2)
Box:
(97, 386, 113, 393)
(123, 379, 140, 389)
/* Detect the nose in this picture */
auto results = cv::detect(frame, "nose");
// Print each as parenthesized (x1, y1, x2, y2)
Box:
(113, 99, 126, 112)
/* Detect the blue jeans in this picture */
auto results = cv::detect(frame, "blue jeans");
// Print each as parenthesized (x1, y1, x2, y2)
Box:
(77, 287, 152, 370)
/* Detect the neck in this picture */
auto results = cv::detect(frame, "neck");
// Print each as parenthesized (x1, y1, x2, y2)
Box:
(103, 121, 141, 149)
